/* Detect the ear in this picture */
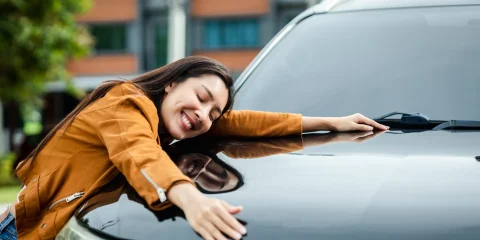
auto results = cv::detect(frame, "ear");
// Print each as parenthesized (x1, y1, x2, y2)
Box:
(165, 82, 177, 93)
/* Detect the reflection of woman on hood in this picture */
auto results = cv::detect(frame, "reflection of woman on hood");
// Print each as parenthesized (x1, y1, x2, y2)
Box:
(167, 135, 306, 194)
(75, 131, 384, 224)
(174, 152, 243, 194)
(167, 131, 385, 194)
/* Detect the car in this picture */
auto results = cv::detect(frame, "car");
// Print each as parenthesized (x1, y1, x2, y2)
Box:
(57, 0, 480, 239)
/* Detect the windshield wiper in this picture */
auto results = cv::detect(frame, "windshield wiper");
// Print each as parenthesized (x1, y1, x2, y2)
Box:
(433, 120, 480, 131)
(373, 112, 480, 131)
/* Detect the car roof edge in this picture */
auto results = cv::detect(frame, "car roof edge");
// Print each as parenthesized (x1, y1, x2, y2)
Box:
(313, 0, 352, 13)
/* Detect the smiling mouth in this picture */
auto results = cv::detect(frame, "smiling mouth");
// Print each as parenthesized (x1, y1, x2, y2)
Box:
(181, 112, 194, 131)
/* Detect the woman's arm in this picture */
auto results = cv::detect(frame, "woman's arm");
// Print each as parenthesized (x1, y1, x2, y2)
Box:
(208, 111, 388, 138)
(206, 110, 303, 137)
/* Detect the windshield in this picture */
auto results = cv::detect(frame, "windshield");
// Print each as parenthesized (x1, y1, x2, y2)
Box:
(234, 6, 480, 120)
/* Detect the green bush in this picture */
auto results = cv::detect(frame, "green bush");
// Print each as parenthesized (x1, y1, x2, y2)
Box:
(0, 185, 21, 203)
(0, 152, 20, 186)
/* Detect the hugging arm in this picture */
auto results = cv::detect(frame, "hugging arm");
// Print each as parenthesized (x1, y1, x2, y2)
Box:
(207, 110, 388, 138)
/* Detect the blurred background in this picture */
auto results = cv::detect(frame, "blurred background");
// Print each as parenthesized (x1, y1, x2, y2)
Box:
(0, 0, 322, 203)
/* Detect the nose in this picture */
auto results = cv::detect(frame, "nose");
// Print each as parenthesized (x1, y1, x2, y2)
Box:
(194, 108, 209, 124)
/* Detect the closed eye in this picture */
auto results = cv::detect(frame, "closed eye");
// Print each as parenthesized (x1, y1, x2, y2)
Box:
(197, 94, 204, 103)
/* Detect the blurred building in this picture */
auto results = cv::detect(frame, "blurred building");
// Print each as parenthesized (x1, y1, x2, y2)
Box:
(1, 0, 321, 153)
(70, 0, 317, 87)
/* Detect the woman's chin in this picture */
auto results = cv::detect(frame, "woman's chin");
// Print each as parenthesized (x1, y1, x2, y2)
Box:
(167, 124, 201, 140)
(171, 133, 185, 140)
(164, 126, 182, 140)
(170, 129, 191, 140)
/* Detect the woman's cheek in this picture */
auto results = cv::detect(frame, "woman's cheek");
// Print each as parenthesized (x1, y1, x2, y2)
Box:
(202, 124, 212, 134)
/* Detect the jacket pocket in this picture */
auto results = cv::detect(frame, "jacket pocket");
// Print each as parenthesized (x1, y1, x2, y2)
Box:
(37, 191, 84, 239)
(48, 192, 84, 211)
(37, 210, 58, 240)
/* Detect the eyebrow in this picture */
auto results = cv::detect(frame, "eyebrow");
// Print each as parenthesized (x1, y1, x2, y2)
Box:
(202, 85, 222, 115)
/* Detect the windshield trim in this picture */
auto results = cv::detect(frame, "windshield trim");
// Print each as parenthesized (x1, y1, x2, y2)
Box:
(329, 2, 480, 14)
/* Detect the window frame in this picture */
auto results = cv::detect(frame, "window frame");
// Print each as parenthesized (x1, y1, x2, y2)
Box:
(88, 23, 130, 55)
(144, 14, 169, 71)
(200, 17, 262, 50)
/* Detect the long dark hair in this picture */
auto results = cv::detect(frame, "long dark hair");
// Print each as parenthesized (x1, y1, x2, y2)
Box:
(16, 56, 235, 173)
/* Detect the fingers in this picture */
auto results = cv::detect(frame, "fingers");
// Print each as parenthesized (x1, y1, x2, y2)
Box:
(197, 227, 215, 240)
(210, 212, 243, 240)
(355, 113, 389, 130)
(219, 202, 247, 234)
(204, 221, 228, 240)
(356, 123, 374, 131)
(194, 200, 245, 240)
(198, 223, 228, 240)
(222, 201, 243, 215)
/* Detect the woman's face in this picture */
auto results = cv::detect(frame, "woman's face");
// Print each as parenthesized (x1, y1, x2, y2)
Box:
(161, 74, 229, 140)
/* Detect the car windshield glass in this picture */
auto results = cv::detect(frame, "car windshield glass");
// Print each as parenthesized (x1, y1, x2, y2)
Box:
(234, 6, 480, 120)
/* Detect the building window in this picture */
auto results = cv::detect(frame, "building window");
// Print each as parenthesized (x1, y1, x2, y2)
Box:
(154, 23, 168, 68)
(90, 24, 128, 53)
(203, 19, 259, 49)
(145, 15, 168, 71)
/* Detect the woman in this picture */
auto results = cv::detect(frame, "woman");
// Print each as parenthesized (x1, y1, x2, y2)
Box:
(0, 56, 387, 240)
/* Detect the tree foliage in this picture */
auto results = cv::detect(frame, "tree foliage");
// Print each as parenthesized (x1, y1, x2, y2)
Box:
(0, 0, 92, 108)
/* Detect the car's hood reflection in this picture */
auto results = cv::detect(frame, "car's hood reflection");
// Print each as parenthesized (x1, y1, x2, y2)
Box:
(75, 131, 388, 238)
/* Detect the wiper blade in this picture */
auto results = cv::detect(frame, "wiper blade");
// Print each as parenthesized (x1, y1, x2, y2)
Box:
(374, 112, 480, 131)
(433, 120, 480, 131)
(373, 112, 430, 125)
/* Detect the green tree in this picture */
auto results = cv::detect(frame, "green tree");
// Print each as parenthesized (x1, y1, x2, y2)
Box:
(0, 0, 92, 135)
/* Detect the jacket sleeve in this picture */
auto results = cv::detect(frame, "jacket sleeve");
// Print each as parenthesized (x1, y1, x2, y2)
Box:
(95, 96, 194, 210)
(206, 110, 303, 137)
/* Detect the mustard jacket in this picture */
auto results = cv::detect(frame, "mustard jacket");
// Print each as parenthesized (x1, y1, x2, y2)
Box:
(14, 82, 303, 239)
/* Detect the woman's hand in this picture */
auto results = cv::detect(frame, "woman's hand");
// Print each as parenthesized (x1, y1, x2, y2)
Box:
(168, 183, 246, 240)
(330, 113, 389, 132)
(302, 113, 389, 133)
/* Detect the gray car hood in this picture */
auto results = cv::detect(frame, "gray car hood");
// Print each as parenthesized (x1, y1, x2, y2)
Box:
(77, 131, 480, 240)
